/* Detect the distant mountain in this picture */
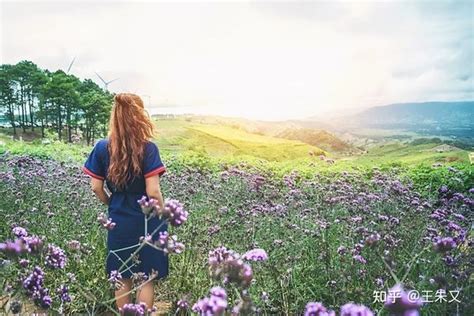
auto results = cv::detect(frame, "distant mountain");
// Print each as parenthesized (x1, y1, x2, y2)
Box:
(331, 101, 474, 139)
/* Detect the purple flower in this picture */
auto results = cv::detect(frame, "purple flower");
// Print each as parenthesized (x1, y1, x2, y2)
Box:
(192, 287, 228, 316)
(385, 284, 423, 316)
(304, 302, 335, 316)
(154, 232, 185, 254)
(23, 266, 45, 296)
(56, 284, 72, 303)
(438, 185, 448, 194)
(433, 237, 457, 253)
(41, 294, 52, 308)
(45, 244, 67, 269)
(340, 303, 374, 316)
(353, 255, 367, 264)
(119, 301, 156, 316)
(22, 235, 43, 253)
(177, 298, 190, 310)
(158, 199, 188, 227)
(12, 226, 28, 238)
(242, 248, 268, 262)
(22, 266, 52, 309)
(208, 246, 240, 267)
(365, 233, 381, 246)
(137, 196, 157, 216)
(208, 247, 253, 288)
(0, 238, 30, 256)
(108, 270, 123, 290)
(131, 272, 149, 286)
(19, 258, 29, 268)
(337, 246, 347, 255)
(209, 286, 227, 300)
(97, 213, 116, 230)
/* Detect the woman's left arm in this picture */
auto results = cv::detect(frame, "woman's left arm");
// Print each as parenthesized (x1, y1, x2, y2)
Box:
(90, 178, 110, 205)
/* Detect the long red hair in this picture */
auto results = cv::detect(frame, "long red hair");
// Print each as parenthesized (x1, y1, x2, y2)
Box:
(107, 93, 155, 189)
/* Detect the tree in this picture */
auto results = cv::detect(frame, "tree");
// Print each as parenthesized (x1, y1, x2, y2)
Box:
(1, 60, 114, 143)
(78, 79, 112, 145)
(0, 64, 18, 135)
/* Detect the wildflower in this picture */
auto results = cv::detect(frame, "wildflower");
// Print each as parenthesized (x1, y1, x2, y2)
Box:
(337, 246, 347, 255)
(45, 244, 67, 269)
(242, 248, 268, 262)
(137, 196, 157, 216)
(131, 272, 149, 286)
(177, 298, 190, 310)
(97, 213, 116, 230)
(40, 294, 52, 308)
(22, 266, 52, 309)
(192, 286, 227, 316)
(353, 255, 367, 264)
(22, 235, 43, 253)
(119, 302, 156, 316)
(0, 238, 30, 256)
(433, 237, 457, 253)
(108, 270, 123, 290)
(12, 226, 28, 238)
(304, 302, 335, 316)
(19, 258, 29, 268)
(208, 246, 240, 267)
(365, 233, 381, 246)
(155, 232, 185, 254)
(208, 247, 253, 288)
(385, 284, 422, 316)
(208, 225, 221, 235)
(340, 303, 374, 316)
(56, 284, 72, 303)
(438, 185, 448, 194)
(157, 199, 188, 227)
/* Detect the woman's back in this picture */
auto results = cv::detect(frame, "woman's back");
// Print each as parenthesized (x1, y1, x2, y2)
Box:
(83, 138, 166, 216)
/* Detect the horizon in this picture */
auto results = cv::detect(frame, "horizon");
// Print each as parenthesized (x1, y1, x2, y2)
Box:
(2, 0, 473, 120)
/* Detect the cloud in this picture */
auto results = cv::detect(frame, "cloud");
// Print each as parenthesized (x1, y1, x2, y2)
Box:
(1, 0, 472, 120)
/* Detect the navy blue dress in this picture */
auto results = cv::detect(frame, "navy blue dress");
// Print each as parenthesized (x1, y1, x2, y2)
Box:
(82, 139, 169, 280)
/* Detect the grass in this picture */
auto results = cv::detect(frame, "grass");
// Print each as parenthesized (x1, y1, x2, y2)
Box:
(1, 149, 472, 315)
(154, 118, 326, 162)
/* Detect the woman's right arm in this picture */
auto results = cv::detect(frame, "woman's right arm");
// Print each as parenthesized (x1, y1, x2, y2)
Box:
(90, 178, 110, 206)
(145, 175, 164, 210)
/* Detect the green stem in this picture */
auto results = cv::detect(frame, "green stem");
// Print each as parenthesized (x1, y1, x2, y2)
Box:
(117, 221, 165, 273)
(381, 255, 400, 284)
(401, 245, 430, 283)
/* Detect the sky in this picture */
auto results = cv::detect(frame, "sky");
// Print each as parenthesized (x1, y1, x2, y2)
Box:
(1, 0, 473, 120)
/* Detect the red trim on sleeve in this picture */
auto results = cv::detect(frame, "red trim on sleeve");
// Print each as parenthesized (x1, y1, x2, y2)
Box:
(82, 166, 105, 180)
(144, 166, 166, 178)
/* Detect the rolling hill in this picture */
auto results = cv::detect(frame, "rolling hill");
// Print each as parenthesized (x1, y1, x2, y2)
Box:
(276, 128, 356, 153)
(153, 118, 327, 162)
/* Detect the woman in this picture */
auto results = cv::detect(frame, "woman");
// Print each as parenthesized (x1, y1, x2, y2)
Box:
(82, 93, 168, 311)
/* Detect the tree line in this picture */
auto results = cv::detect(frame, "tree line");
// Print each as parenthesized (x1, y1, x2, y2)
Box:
(0, 60, 113, 145)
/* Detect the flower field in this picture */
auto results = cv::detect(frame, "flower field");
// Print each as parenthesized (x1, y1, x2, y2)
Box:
(0, 149, 473, 315)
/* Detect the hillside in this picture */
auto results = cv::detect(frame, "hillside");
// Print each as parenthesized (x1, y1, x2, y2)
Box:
(276, 128, 356, 153)
(153, 118, 326, 162)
